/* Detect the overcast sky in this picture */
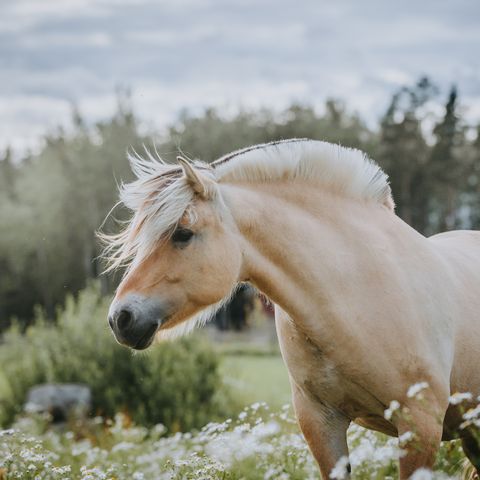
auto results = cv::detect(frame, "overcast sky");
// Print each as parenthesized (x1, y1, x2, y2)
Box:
(1, 0, 479, 154)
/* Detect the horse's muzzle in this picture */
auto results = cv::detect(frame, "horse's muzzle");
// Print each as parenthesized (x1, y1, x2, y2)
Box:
(108, 295, 166, 350)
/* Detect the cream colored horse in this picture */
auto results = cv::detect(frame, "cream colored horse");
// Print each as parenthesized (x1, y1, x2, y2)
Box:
(104, 139, 480, 479)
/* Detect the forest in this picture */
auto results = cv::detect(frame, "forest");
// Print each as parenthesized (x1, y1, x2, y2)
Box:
(1, 77, 479, 330)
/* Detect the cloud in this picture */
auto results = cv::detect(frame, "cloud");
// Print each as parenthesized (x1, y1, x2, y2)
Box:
(0, 0, 110, 33)
(19, 32, 112, 49)
(0, 94, 71, 153)
(1, 0, 479, 154)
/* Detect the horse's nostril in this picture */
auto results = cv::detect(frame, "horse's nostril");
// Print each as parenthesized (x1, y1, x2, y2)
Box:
(108, 315, 114, 330)
(116, 309, 134, 332)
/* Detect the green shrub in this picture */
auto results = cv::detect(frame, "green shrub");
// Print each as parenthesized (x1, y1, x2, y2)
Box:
(0, 285, 233, 430)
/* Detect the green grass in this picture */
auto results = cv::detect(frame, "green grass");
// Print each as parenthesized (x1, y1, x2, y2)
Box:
(220, 353, 291, 410)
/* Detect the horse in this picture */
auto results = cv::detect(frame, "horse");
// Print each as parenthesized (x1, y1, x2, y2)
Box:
(103, 139, 480, 479)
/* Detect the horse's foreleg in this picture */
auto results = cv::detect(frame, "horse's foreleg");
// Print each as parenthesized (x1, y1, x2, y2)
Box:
(460, 429, 480, 479)
(293, 386, 350, 479)
(396, 406, 444, 479)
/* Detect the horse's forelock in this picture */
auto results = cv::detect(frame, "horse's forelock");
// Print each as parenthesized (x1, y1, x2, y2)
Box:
(100, 158, 197, 273)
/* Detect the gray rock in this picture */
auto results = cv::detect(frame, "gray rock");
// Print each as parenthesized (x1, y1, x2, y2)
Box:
(25, 384, 91, 422)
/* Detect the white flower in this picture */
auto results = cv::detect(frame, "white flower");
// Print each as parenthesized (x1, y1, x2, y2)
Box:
(463, 405, 480, 421)
(52, 466, 72, 474)
(384, 400, 401, 420)
(410, 468, 434, 480)
(398, 431, 414, 445)
(407, 382, 429, 399)
(111, 441, 135, 452)
(449, 392, 473, 405)
(329, 455, 350, 479)
(460, 404, 480, 428)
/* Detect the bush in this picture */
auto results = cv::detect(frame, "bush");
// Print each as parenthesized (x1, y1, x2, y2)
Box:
(0, 285, 233, 431)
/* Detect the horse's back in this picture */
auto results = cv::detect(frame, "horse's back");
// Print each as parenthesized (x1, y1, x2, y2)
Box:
(429, 229, 480, 399)
(429, 229, 480, 280)
(430, 229, 480, 252)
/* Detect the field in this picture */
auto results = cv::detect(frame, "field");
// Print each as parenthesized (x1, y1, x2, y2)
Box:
(0, 349, 473, 479)
(220, 353, 291, 410)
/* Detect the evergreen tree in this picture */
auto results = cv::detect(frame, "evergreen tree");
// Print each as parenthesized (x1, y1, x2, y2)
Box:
(429, 86, 467, 231)
(0, 148, 16, 199)
(377, 78, 436, 233)
(466, 124, 480, 229)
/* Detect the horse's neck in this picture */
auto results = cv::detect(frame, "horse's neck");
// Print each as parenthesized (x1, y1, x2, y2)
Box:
(222, 182, 416, 327)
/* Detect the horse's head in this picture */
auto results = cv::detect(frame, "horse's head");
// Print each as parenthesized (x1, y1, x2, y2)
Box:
(104, 156, 243, 350)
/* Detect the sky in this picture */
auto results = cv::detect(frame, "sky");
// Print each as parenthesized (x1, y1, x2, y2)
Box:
(1, 0, 479, 154)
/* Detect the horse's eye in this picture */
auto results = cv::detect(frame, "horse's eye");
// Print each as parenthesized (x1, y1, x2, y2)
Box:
(171, 228, 194, 246)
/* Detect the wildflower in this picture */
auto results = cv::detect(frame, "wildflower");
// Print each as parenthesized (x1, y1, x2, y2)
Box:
(449, 392, 473, 405)
(329, 455, 350, 479)
(238, 411, 248, 421)
(398, 431, 414, 445)
(384, 400, 401, 420)
(151, 423, 166, 437)
(460, 404, 480, 429)
(80, 466, 107, 480)
(52, 466, 72, 474)
(407, 382, 429, 399)
(463, 405, 480, 420)
(111, 441, 135, 452)
(410, 468, 434, 480)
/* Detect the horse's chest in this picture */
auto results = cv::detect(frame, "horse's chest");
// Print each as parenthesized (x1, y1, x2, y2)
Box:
(278, 327, 345, 403)
(276, 318, 384, 419)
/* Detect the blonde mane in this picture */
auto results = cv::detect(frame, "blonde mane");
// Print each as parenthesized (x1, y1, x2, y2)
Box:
(213, 139, 392, 207)
(101, 139, 393, 273)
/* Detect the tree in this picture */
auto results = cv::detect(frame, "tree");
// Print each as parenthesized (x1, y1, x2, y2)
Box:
(466, 124, 480, 229)
(377, 77, 437, 233)
(0, 97, 146, 327)
(428, 86, 467, 231)
(1, 85, 478, 330)
(0, 148, 16, 199)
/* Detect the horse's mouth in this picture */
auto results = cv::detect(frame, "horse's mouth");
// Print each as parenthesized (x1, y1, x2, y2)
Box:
(131, 313, 178, 349)
(131, 322, 161, 350)
(157, 313, 177, 330)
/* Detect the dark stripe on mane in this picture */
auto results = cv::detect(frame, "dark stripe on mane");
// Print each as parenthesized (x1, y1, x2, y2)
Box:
(211, 138, 311, 168)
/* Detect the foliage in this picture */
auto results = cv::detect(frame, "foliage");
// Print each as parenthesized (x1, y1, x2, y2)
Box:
(1, 79, 480, 328)
(376, 77, 435, 232)
(0, 403, 468, 480)
(428, 87, 469, 232)
(0, 285, 233, 431)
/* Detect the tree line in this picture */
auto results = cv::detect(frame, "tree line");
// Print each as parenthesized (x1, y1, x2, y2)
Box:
(0, 77, 479, 330)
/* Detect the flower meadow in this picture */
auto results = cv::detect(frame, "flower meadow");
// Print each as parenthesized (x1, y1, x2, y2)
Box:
(1, 392, 477, 480)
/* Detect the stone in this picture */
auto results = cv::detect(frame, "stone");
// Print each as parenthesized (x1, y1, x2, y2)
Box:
(25, 383, 91, 422)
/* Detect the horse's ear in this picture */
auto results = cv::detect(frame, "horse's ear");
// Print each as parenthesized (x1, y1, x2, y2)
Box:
(177, 156, 215, 199)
